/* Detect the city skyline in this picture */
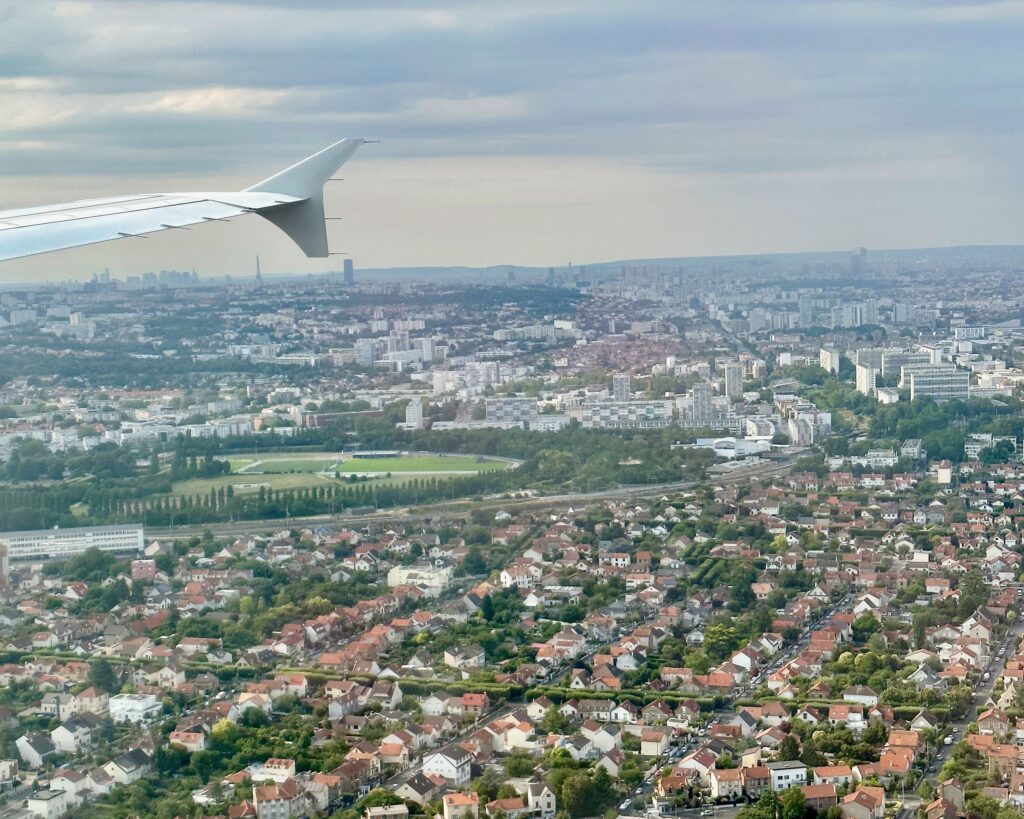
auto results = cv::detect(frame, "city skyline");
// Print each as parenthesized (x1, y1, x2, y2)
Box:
(3, 1, 1024, 280)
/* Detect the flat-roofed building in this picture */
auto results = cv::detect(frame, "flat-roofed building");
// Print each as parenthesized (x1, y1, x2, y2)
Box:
(1, 524, 143, 563)
(820, 347, 841, 375)
(902, 365, 970, 402)
(485, 397, 539, 426)
(579, 401, 673, 430)
(855, 363, 877, 396)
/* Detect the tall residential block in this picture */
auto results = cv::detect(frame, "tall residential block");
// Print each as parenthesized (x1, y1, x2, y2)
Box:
(855, 363, 877, 396)
(723, 363, 743, 401)
(612, 373, 632, 402)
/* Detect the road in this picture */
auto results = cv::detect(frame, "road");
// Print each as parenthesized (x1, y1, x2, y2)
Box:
(622, 595, 853, 815)
(620, 805, 744, 819)
(380, 703, 521, 791)
(923, 617, 1024, 786)
(143, 450, 805, 540)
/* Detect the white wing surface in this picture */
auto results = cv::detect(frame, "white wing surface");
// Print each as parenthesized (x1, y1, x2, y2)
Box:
(0, 138, 364, 262)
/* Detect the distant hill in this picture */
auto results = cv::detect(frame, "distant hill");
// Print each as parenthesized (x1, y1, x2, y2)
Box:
(326, 244, 1024, 283)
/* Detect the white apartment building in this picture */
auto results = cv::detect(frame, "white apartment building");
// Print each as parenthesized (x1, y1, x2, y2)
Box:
(612, 373, 632, 402)
(819, 347, 841, 375)
(1, 524, 144, 563)
(964, 434, 1017, 460)
(108, 693, 161, 724)
(881, 350, 930, 377)
(485, 397, 539, 426)
(855, 363, 877, 396)
(578, 401, 673, 429)
(902, 365, 970, 401)
(403, 398, 424, 429)
(386, 565, 453, 596)
(723, 363, 744, 401)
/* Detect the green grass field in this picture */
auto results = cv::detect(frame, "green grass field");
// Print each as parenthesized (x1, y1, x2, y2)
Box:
(230, 452, 507, 475)
(167, 451, 514, 497)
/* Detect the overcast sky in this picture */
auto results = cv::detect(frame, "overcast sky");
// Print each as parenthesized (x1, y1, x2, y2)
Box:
(2, 0, 1024, 281)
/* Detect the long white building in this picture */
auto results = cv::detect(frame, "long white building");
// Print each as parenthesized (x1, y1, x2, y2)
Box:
(902, 365, 970, 402)
(578, 400, 674, 429)
(1, 524, 144, 562)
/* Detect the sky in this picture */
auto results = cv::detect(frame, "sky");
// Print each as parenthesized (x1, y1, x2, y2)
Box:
(2, 0, 1024, 281)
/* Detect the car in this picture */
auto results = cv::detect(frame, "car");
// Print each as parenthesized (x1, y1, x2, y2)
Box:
(701, 810, 714, 816)
(621, 801, 631, 811)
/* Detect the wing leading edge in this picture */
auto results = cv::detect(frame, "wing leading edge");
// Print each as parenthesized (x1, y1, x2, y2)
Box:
(0, 138, 364, 263)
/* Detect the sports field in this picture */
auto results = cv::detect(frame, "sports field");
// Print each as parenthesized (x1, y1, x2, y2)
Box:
(230, 452, 509, 475)
(168, 451, 514, 497)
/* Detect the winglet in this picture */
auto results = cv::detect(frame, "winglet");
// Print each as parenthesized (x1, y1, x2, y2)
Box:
(245, 138, 364, 257)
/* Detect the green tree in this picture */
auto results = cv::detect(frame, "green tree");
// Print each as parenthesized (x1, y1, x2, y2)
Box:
(778, 733, 801, 762)
(463, 547, 488, 575)
(780, 787, 807, 819)
(541, 707, 573, 735)
(703, 623, 739, 662)
(851, 614, 880, 643)
(480, 594, 496, 622)
(88, 658, 117, 693)
(800, 735, 824, 767)
(356, 789, 403, 812)
(560, 771, 594, 818)
(505, 749, 536, 777)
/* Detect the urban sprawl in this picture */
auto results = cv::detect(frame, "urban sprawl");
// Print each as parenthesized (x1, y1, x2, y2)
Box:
(2, 249, 1024, 819)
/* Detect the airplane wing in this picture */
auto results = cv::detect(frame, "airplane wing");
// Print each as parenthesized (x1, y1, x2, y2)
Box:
(0, 137, 364, 263)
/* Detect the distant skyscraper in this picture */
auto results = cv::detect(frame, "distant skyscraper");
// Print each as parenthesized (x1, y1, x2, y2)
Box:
(343, 258, 355, 285)
(723, 363, 743, 401)
(354, 338, 376, 366)
(612, 373, 632, 402)
(255, 256, 263, 286)
(798, 296, 814, 328)
(850, 247, 867, 277)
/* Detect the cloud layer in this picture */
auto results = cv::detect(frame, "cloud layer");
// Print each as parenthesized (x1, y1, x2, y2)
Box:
(1, 0, 1024, 279)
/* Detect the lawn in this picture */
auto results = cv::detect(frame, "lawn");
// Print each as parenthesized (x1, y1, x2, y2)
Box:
(230, 452, 510, 475)
(167, 451, 514, 497)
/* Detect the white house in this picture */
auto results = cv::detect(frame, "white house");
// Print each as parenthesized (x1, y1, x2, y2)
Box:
(50, 714, 104, 754)
(27, 789, 67, 819)
(518, 781, 557, 818)
(103, 749, 151, 785)
(422, 746, 472, 786)
(16, 733, 55, 769)
(767, 761, 807, 792)
(50, 770, 88, 807)
(842, 687, 880, 708)
(108, 693, 161, 724)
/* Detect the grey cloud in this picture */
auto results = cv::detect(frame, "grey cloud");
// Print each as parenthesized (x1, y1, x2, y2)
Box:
(2, 0, 1024, 277)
